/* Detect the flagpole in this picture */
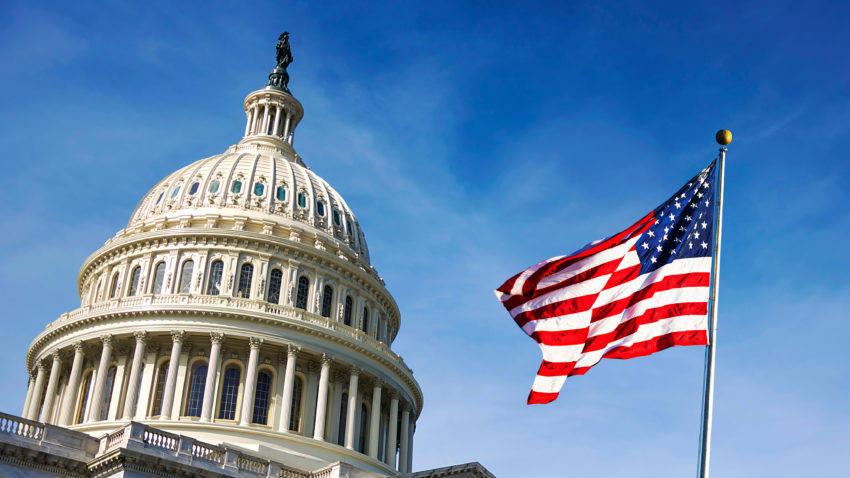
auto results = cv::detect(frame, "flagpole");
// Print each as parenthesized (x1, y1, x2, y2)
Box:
(697, 130, 730, 478)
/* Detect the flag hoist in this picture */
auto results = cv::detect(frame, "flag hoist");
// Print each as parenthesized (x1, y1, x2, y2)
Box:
(495, 130, 731, 478)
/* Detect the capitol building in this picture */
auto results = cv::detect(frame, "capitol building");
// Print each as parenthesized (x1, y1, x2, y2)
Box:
(0, 34, 494, 478)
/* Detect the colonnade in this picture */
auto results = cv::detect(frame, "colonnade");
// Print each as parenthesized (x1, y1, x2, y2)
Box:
(245, 99, 296, 145)
(23, 331, 417, 472)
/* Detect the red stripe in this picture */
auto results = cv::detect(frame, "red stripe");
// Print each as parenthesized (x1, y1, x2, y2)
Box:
(513, 294, 597, 329)
(531, 328, 587, 346)
(510, 212, 655, 299)
(527, 390, 559, 405)
(603, 329, 708, 359)
(581, 302, 707, 352)
(602, 263, 640, 291)
(536, 360, 578, 377)
(502, 259, 621, 311)
(590, 272, 710, 323)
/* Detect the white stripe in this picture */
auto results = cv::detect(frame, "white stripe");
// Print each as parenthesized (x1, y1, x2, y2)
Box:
(539, 342, 586, 364)
(509, 254, 568, 296)
(574, 314, 708, 369)
(509, 274, 610, 318)
(522, 258, 710, 334)
(531, 374, 568, 395)
(534, 239, 637, 290)
(587, 286, 709, 338)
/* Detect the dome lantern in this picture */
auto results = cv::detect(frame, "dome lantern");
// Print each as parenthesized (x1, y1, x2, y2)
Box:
(240, 32, 304, 153)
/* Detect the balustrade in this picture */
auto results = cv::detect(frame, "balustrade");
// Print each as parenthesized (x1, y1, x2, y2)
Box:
(0, 412, 44, 440)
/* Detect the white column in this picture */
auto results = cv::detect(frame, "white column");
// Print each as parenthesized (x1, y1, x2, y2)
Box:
(399, 407, 410, 472)
(261, 104, 270, 135)
(344, 366, 360, 449)
(21, 373, 35, 418)
(239, 337, 262, 425)
(59, 342, 85, 426)
(272, 106, 282, 137)
(134, 344, 160, 419)
(407, 417, 415, 472)
(278, 345, 298, 431)
(283, 112, 292, 141)
(368, 379, 383, 458)
(244, 108, 254, 136)
(88, 335, 113, 422)
(200, 332, 224, 422)
(159, 331, 184, 419)
(250, 106, 260, 135)
(40, 351, 63, 423)
(313, 354, 332, 440)
(26, 361, 48, 420)
(122, 332, 147, 420)
(386, 394, 399, 467)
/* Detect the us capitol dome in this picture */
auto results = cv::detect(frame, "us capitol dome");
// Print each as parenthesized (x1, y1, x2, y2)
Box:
(4, 33, 493, 478)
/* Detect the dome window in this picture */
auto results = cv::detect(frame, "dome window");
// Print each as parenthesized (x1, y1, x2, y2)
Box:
(276, 186, 286, 201)
(231, 180, 243, 194)
(170, 186, 181, 199)
(297, 192, 307, 208)
(189, 182, 199, 195)
(332, 209, 341, 226)
(316, 201, 326, 217)
(156, 192, 164, 205)
(253, 182, 265, 196)
(209, 180, 220, 193)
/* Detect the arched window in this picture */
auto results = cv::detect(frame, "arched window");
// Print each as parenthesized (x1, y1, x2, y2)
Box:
(361, 307, 369, 333)
(127, 266, 141, 297)
(288, 376, 303, 432)
(254, 182, 265, 196)
(276, 186, 286, 201)
(151, 262, 166, 295)
(337, 392, 348, 446)
(206, 260, 224, 295)
(218, 365, 241, 420)
(189, 182, 199, 195)
(75, 371, 93, 424)
(297, 192, 307, 208)
(343, 296, 353, 326)
(237, 263, 253, 298)
(209, 180, 220, 194)
(231, 180, 243, 194)
(108, 273, 120, 298)
(358, 403, 369, 453)
(316, 201, 325, 217)
(99, 366, 117, 420)
(184, 361, 207, 417)
(295, 276, 309, 310)
(267, 269, 283, 304)
(252, 370, 273, 425)
(321, 285, 333, 318)
(150, 360, 169, 416)
(178, 260, 194, 293)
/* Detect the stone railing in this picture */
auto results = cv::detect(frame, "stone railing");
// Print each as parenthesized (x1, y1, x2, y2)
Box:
(192, 441, 225, 464)
(238, 454, 269, 474)
(0, 412, 44, 440)
(52, 294, 412, 375)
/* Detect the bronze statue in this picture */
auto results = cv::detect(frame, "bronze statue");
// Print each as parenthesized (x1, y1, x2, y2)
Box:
(269, 32, 293, 92)
(276, 32, 293, 70)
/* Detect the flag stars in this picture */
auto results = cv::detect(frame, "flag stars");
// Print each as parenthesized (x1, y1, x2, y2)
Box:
(656, 245, 663, 252)
(701, 242, 708, 249)
(674, 201, 681, 209)
(650, 256, 657, 263)
(647, 230, 655, 238)
(694, 231, 700, 239)
(701, 221, 708, 229)
(690, 203, 698, 208)
(685, 215, 692, 222)
(641, 242, 649, 250)
(668, 213, 675, 221)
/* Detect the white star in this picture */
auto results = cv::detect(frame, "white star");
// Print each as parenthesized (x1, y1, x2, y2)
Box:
(641, 242, 649, 250)
(671, 249, 676, 255)
(689, 242, 694, 249)
(702, 181, 710, 188)
(655, 219, 660, 225)
(664, 226, 670, 233)
(681, 193, 687, 199)
(685, 215, 692, 222)
(674, 201, 681, 209)
(647, 230, 655, 238)
(690, 203, 698, 208)
(705, 199, 710, 207)
(679, 226, 686, 232)
(694, 231, 700, 239)
(701, 221, 708, 229)
(668, 213, 675, 221)
(650, 256, 657, 263)
(698, 213, 703, 219)
(663, 233, 668, 240)
(673, 237, 681, 243)
(701, 242, 708, 249)
(697, 192, 704, 199)
(656, 245, 663, 252)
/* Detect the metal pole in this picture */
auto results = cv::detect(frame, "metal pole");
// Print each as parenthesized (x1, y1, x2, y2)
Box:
(697, 146, 726, 478)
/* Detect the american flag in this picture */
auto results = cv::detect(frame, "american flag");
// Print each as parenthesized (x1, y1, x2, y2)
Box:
(496, 161, 717, 404)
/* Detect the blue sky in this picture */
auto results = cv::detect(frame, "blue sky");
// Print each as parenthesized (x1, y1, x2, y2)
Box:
(1, 1, 848, 476)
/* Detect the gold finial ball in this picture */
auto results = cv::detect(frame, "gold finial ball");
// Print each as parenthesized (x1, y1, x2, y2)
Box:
(715, 129, 732, 146)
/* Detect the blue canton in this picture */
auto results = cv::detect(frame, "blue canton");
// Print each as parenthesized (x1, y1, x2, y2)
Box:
(635, 161, 716, 274)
